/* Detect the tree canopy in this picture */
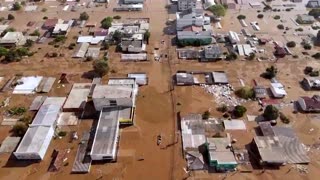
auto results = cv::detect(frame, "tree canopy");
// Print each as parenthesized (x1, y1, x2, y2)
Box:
(101, 17, 113, 29)
(79, 12, 89, 21)
(208, 5, 226, 17)
(263, 105, 279, 120)
(12, 2, 21, 11)
(233, 105, 247, 118)
(93, 59, 109, 77)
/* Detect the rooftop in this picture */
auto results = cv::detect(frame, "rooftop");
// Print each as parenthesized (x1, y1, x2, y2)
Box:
(301, 95, 320, 110)
(91, 107, 120, 157)
(92, 85, 133, 99)
(206, 137, 237, 164)
(253, 136, 286, 164)
(212, 71, 228, 84)
(63, 83, 91, 110)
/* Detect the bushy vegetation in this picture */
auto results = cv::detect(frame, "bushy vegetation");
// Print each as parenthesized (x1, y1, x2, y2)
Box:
(273, 15, 281, 20)
(12, 2, 21, 11)
(263, 105, 279, 120)
(101, 17, 113, 29)
(217, 104, 228, 113)
(8, 14, 15, 20)
(286, 41, 296, 48)
(277, 24, 284, 30)
(8, 107, 26, 116)
(58, 131, 67, 137)
(233, 105, 247, 118)
(113, 15, 121, 20)
(237, 15, 246, 20)
(93, 59, 109, 76)
(308, 8, 320, 18)
(303, 44, 312, 50)
(235, 87, 255, 99)
(79, 12, 89, 21)
(208, 5, 226, 17)
(202, 110, 210, 120)
(257, 14, 264, 19)
(279, 112, 290, 124)
(30, 30, 40, 36)
(12, 122, 28, 137)
(3, 47, 33, 62)
(225, 52, 238, 60)
(312, 53, 320, 60)
(261, 65, 278, 79)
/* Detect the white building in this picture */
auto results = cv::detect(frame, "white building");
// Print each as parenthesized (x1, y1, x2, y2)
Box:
(92, 78, 138, 111)
(178, 0, 199, 11)
(14, 97, 66, 160)
(270, 83, 287, 98)
(176, 8, 210, 30)
(0, 32, 26, 47)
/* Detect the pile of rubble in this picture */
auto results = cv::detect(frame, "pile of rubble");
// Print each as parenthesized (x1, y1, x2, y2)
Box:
(201, 84, 245, 106)
(293, 164, 308, 174)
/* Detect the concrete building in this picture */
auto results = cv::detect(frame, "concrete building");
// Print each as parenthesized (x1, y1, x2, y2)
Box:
(0, 32, 26, 47)
(206, 137, 238, 171)
(176, 8, 210, 31)
(92, 78, 138, 111)
(52, 23, 70, 36)
(120, 39, 146, 53)
(178, 0, 199, 11)
(177, 31, 212, 42)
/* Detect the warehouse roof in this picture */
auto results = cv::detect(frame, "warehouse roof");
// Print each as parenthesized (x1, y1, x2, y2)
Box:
(212, 71, 228, 84)
(63, 83, 91, 110)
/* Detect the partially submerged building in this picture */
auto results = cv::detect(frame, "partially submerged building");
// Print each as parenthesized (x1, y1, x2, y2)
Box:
(175, 71, 228, 85)
(297, 95, 320, 113)
(296, 14, 315, 24)
(52, 23, 70, 36)
(63, 83, 91, 111)
(14, 97, 66, 160)
(90, 107, 120, 161)
(254, 85, 267, 99)
(0, 32, 26, 47)
(206, 137, 238, 171)
(302, 77, 320, 90)
(270, 83, 287, 98)
(178, 0, 199, 11)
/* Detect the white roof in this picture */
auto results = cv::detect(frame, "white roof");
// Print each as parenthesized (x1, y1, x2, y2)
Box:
(77, 36, 92, 43)
(15, 126, 53, 153)
(13, 76, 43, 94)
(63, 83, 91, 109)
(53, 24, 69, 33)
(224, 120, 246, 130)
(128, 73, 147, 85)
(271, 83, 287, 96)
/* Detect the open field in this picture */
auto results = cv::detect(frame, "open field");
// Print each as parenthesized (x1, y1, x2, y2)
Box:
(0, 0, 319, 180)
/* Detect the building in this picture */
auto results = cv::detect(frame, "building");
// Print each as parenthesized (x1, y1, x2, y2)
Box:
(307, 0, 320, 8)
(0, 32, 26, 47)
(251, 136, 287, 166)
(297, 95, 320, 112)
(120, 39, 146, 53)
(92, 78, 138, 111)
(206, 137, 238, 171)
(113, 4, 144, 11)
(302, 77, 320, 90)
(128, 73, 148, 85)
(52, 23, 70, 36)
(203, 0, 216, 9)
(291, 0, 302, 2)
(63, 83, 91, 111)
(43, 18, 62, 29)
(13, 126, 55, 160)
(254, 85, 267, 99)
(228, 31, 240, 44)
(177, 48, 200, 59)
(176, 8, 210, 31)
(274, 46, 287, 58)
(14, 97, 66, 160)
(220, 0, 237, 9)
(296, 14, 315, 24)
(201, 45, 223, 62)
(73, 43, 89, 58)
(212, 71, 228, 84)
(186, 151, 206, 170)
(175, 72, 195, 85)
(121, 53, 147, 61)
(178, 0, 199, 11)
(270, 83, 287, 98)
(180, 114, 206, 150)
(90, 107, 120, 161)
(123, 0, 144, 4)
(177, 31, 212, 44)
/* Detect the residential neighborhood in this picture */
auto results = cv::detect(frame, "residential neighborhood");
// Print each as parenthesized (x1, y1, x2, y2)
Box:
(0, 0, 319, 179)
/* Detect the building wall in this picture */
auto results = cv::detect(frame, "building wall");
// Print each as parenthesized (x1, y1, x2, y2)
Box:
(123, 0, 144, 4)
(38, 126, 55, 160)
(93, 98, 134, 111)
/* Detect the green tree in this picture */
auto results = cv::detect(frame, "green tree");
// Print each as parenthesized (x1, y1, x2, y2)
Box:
(202, 110, 210, 120)
(79, 12, 89, 21)
(237, 15, 246, 20)
(30, 30, 40, 36)
(308, 8, 320, 18)
(113, 15, 121, 20)
(233, 105, 247, 117)
(12, 2, 21, 11)
(312, 53, 320, 59)
(235, 87, 255, 99)
(8, 14, 15, 20)
(24, 39, 34, 47)
(101, 17, 113, 29)
(93, 59, 109, 77)
(0, 46, 8, 57)
(277, 24, 284, 30)
(112, 30, 123, 43)
(262, 65, 278, 79)
(263, 105, 279, 120)
(12, 122, 28, 137)
(257, 14, 264, 19)
(208, 5, 226, 17)
(286, 41, 296, 48)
